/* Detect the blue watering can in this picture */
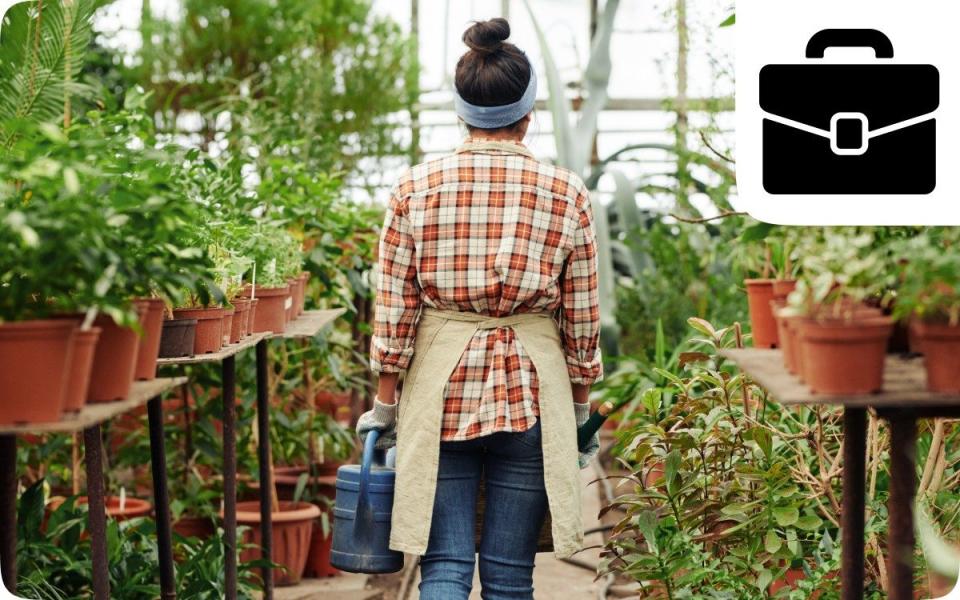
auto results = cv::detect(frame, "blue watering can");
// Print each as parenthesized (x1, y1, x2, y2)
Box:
(330, 429, 404, 573)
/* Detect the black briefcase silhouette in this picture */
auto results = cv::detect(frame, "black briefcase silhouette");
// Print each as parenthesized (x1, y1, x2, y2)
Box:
(761, 29, 939, 195)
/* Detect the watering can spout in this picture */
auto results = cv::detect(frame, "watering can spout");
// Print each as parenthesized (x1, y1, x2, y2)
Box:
(329, 429, 404, 574)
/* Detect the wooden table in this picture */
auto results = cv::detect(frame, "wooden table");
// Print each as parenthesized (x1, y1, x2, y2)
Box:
(0, 377, 187, 600)
(158, 309, 344, 600)
(256, 308, 345, 599)
(720, 349, 960, 600)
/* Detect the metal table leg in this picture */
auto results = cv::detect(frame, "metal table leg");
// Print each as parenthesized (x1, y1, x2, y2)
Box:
(841, 407, 866, 600)
(887, 410, 917, 600)
(83, 425, 110, 600)
(255, 340, 274, 599)
(0, 435, 17, 594)
(148, 396, 177, 600)
(223, 355, 238, 600)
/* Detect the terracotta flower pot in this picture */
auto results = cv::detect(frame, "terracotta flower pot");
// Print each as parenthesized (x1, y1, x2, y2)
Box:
(772, 279, 797, 303)
(172, 515, 216, 540)
(274, 464, 338, 501)
(304, 517, 339, 578)
(745, 279, 779, 348)
(297, 272, 310, 316)
(245, 285, 290, 334)
(222, 308, 235, 346)
(234, 501, 321, 586)
(770, 308, 800, 375)
(134, 298, 166, 381)
(246, 299, 259, 337)
(88, 305, 147, 404)
(911, 321, 960, 392)
(0, 320, 75, 424)
(63, 327, 101, 413)
(230, 298, 251, 343)
(159, 318, 197, 358)
(172, 307, 225, 355)
(287, 278, 300, 322)
(798, 316, 894, 395)
(50, 495, 152, 521)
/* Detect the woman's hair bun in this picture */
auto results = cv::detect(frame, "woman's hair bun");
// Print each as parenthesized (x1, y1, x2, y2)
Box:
(462, 18, 510, 56)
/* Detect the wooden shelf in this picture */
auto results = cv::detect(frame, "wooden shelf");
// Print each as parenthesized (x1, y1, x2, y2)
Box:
(721, 348, 960, 409)
(0, 376, 187, 434)
(271, 309, 346, 340)
(157, 332, 270, 366)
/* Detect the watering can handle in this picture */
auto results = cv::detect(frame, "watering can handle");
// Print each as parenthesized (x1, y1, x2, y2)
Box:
(355, 429, 380, 538)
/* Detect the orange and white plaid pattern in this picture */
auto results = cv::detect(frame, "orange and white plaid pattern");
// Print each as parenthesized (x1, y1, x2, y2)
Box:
(371, 138, 602, 441)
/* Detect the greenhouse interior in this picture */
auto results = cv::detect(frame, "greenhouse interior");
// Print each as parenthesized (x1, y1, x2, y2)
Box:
(0, 0, 958, 599)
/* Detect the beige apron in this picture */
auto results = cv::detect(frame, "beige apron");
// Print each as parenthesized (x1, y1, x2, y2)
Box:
(389, 307, 583, 559)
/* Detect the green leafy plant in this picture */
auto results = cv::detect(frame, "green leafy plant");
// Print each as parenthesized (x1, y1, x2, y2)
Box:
(786, 229, 894, 320)
(891, 228, 960, 325)
(600, 319, 844, 597)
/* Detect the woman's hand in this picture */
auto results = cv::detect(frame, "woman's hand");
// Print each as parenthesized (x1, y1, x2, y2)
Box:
(356, 395, 398, 450)
(357, 374, 401, 450)
(572, 384, 599, 469)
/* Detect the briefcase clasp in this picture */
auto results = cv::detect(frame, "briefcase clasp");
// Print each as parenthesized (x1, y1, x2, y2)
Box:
(830, 112, 869, 156)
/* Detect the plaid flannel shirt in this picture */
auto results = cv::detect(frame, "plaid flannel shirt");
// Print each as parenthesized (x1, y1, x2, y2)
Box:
(371, 138, 603, 441)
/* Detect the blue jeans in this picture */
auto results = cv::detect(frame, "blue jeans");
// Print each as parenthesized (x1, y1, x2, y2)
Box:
(419, 420, 548, 600)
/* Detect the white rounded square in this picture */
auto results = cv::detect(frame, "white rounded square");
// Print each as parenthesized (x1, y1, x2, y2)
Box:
(736, 0, 959, 225)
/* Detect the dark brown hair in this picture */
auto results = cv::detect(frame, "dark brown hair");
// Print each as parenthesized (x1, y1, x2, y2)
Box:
(455, 18, 532, 131)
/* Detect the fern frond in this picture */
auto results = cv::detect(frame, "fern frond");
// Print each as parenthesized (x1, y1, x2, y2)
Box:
(0, 0, 95, 146)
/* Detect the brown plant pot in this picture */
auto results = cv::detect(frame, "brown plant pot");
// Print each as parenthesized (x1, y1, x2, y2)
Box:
(245, 285, 290, 334)
(172, 515, 216, 540)
(63, 327, 101, 413)
(88, 306, 146, 404)
(286, 278, 300, 322)
(798, 316, 894, 395)
(172, 307, 225, 355)
(159, 319, 197, 358)
(911, 321, 960, 392)
(246, 299, 259, 337)
(770, 300, 800, 375)
(230, 298, 251, 343)
(772, 279, 797, 302)
(745, 279, 779, 348)
(0, 320, 75, 424)
(134, 298, 166, 381)
(304, 517, 339, 578)
(51, 495, 152, 521)
(274, 464, 338, 501)
(235, 501, 321, 586)
(297, 272, 310, 316)
(222, 309, 235, 346)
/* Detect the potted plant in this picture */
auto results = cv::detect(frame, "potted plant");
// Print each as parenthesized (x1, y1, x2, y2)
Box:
(170, 471, 220, 541)
(892, 229, 960, 392)
(172, 287, 227, 355)
(739, 224, 798, 349)
(240, 226, 301, 334)
(786, 230, 894, 394)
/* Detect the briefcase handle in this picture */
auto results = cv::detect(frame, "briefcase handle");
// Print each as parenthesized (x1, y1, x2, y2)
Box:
(806, 29, 894, 59)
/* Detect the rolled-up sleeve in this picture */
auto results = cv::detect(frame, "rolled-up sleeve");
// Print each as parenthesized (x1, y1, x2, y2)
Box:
(370, 188, 421, 373)
(559, 191, 603, 385)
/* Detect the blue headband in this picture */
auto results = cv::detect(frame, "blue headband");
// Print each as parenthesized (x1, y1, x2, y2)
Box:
(454, 66, 538, 129)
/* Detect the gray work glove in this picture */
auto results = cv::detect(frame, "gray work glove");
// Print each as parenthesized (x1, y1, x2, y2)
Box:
(574, 401, 599, 469)
(356, 397, 398, 450)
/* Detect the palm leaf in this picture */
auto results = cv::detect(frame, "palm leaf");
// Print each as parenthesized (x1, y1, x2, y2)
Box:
(0, 0, 95, 146)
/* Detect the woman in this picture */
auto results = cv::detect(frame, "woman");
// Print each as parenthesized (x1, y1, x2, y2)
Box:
(357, 17, 602, 600)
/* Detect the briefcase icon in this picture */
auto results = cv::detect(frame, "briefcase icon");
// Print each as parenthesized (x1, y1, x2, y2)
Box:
(761, 29, 939, 195)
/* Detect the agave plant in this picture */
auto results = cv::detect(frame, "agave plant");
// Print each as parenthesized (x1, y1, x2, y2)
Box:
(523, 0, 622, 355)
(0, 0, 95, 148)
(525, 0, 739, 359)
